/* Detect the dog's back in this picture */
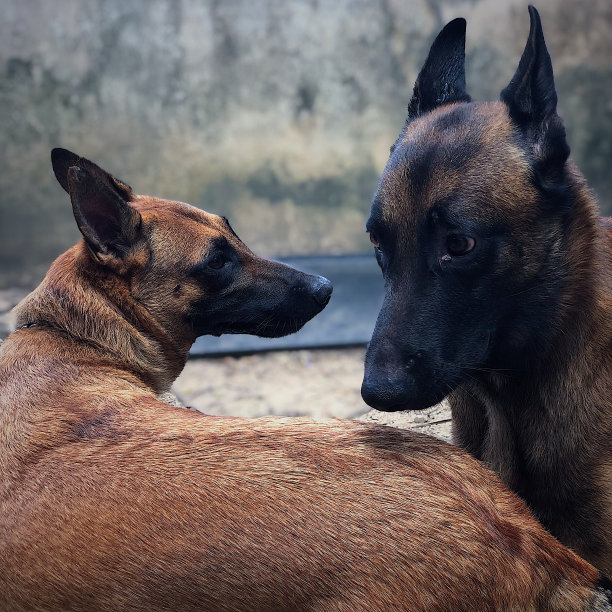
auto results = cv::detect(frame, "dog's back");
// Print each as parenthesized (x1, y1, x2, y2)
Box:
(1, 242, 609, 612)
(0, 349, 607, 611)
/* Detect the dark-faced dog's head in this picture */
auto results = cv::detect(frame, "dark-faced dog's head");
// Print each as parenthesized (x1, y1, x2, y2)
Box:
(50, 149, 332, 345)
(362, 7, 574, 411)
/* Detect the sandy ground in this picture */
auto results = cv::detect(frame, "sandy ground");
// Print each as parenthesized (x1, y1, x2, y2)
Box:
(1, 286, 451, 441)
(173, 348, 452, 441)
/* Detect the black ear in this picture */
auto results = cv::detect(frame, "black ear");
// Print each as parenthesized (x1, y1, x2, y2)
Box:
(407, 18, 471, 120)
(500, 6, 556, 124)
(67, 166, 142, 260)
(51, 148, 134, 202)
(50, 149, 142, 260)
(500, 7, 569, 184)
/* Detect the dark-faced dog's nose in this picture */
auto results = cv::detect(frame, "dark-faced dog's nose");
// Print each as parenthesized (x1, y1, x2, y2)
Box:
(361, 348, 425, 411)
(310, 275, 333, 307)
(361, 377, 408, 411)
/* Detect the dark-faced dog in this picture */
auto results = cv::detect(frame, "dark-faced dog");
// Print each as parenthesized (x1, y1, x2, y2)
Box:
(361, 7, 612, 574)
(1, 149, 610, 610)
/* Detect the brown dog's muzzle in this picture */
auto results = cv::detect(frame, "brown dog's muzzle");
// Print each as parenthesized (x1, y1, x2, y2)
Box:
(189, 257, 333, 339)
(247, 261, 333, 337)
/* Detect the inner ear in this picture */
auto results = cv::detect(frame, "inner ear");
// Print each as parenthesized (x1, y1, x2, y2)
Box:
(68, 166, 142, 260)
(407, 18, 471, 120)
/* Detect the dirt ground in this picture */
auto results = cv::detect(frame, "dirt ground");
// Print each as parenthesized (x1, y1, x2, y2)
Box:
(173, 348, 452, 441)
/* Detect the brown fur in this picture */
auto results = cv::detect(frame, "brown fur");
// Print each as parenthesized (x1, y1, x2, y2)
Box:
(450, 154, 612, 570)
(361, 10, 612, 576)
(0, 151, 609, 610)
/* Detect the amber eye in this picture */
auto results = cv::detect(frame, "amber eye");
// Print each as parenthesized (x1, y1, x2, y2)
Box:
(208, 253, 227, 270)
(369, 232, 380, 248)
(446, 234, 475, 256)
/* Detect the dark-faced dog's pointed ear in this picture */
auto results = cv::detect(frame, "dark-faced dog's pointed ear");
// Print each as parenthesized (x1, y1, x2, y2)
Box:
(500, 7, 569, 185)
(500, 6, 556, 125)
(407, 18, 471, 120)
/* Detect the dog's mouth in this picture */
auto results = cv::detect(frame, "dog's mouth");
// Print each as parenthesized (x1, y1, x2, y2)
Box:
(191, 309, 324, 340)
(360, 380, 450, 413)
(222, 315, 317, 338)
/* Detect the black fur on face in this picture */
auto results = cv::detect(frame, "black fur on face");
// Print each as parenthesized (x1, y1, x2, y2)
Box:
(362, 161, 567, 411)
(187, 239, 332, 339)
(361, 7, 572, 411)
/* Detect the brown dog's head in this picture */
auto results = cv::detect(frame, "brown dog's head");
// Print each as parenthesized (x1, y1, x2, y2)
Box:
(362, 8, 576, 411)
(50, 149, 332, 345)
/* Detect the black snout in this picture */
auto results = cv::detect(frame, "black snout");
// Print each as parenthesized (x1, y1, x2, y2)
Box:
(189, 253, 332, 339)
(241, 266, 332, 338)
(310, 275, 333, 307)
(361, 357, 423, 411)
(362, 338, 446, 411)
(361, 377, 410, 411)
(361, 371, 443, 412)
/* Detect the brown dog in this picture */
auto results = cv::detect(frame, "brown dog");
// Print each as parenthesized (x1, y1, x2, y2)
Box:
(0, 149, 610, 610)
(361, 7, 612, 575)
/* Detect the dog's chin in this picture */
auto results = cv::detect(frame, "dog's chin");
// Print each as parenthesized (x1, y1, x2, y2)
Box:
(251, 317, 312, 338)
(372, 402, 430, 412)
(207, 317, 314, 339)
(361, 379, 450, 413)
(366, 395, 443, 413)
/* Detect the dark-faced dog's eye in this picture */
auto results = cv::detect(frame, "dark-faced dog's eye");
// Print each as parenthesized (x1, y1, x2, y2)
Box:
(374, 248, 384, 268)
(207, 253, 227, 270)
(446, 234, 475, 256)
(369, 232, 385, 268)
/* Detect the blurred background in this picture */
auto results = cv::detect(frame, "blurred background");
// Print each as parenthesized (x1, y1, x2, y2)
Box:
(1, 0, 610, 427)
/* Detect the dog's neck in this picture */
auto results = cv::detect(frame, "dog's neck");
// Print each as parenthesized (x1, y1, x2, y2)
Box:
(547, 168, 609, 379)
(466, 164, 611, 459)
(14, 244, 190, 394)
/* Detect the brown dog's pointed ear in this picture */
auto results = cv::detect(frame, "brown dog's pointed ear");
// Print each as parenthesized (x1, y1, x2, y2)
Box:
(51, 148, 81, 193)
(51, 148, 134, 202)
(66, 164, 142, 260)
(500, 7, 569, 187)
(407, 18, 471, 120)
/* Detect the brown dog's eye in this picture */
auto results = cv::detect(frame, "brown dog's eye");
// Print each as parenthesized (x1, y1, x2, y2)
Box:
(208, 253, 227, 270)
(446, 234, 475, 256)
(369, 232, 380, 248)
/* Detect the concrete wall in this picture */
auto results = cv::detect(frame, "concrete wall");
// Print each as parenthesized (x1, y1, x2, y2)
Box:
(1, 0, 611, 281)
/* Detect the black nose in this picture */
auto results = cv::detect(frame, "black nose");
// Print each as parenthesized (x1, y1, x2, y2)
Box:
(361, 378, 406, 411)
(311, 275, 333, 307)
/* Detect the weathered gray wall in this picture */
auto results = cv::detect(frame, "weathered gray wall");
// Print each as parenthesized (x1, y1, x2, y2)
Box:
(1, 0, 611, 281)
